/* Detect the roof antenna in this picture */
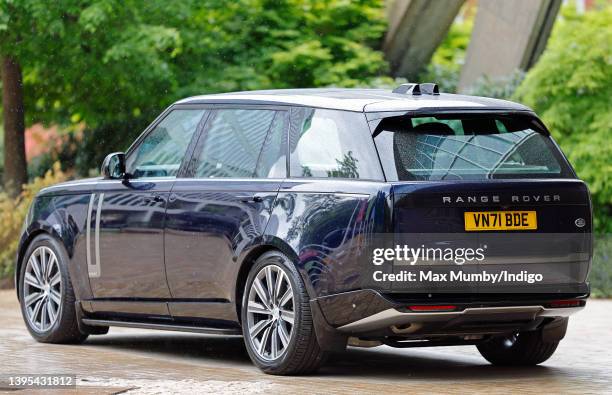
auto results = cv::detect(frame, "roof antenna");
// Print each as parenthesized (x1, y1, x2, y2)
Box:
(419, 83, 439, 95)
(392, 83, 420, 95)
(392, 83, 440, 96)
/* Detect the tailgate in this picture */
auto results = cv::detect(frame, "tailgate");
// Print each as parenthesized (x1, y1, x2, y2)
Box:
(387, 179, 592, 294)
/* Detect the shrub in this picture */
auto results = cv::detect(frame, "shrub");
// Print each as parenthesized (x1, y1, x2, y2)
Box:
(513, 5, 612, 233)
(0, 125, 4, 182)
(0, 162, 67, 279)
(465, 70, 526, 99)
(591, 235, 612, 298)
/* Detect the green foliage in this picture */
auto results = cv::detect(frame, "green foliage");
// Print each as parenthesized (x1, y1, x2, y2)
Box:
(465, 70, 526, 100)
(1, 0, 389, 173)
(0, 163, 67, 278)
(0, 124, 3, 182)
(513, 5, 612, 233)
(176, 0, 389, 91)
(591, 235, 612, 297)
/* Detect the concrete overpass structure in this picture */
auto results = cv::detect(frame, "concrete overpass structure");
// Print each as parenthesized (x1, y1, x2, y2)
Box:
(385, 0, 465, 80)
(385, 0, 563, 92)
(457, 0, 562, 92)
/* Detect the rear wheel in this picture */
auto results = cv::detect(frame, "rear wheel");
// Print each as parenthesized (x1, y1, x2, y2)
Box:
(477, 329, 559, 366)
(241, 251, 327, 375)
(19, 234, 88, 344)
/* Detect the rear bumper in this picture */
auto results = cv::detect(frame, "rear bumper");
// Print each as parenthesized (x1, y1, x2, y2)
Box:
(337, 304, 583, 333)
(314, 289, 587, 338)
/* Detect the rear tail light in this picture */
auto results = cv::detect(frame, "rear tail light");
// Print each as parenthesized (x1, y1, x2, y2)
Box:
(548, 300, 583, 308)
(408, 305, 457, 312)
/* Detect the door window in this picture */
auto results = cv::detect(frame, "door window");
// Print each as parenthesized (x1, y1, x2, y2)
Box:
(126, 109, 205, 178)
(194, 109, 287, 178)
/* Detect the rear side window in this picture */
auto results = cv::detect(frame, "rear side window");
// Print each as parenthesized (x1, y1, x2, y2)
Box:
(289, 109, 383, 180)
(373, 114, 574, 181)
(193, 109, 287, 178)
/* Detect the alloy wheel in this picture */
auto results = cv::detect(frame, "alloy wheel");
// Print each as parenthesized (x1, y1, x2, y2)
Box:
(246, 264, 295, 361)
(23, 246, 62, 332)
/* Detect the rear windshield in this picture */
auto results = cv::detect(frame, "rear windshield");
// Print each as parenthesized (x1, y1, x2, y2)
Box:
(373, 114, 574, 181)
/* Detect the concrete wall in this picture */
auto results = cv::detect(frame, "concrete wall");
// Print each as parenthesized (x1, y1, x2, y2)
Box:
(385, 0, 465, 80)
(458, 0, 561, 92)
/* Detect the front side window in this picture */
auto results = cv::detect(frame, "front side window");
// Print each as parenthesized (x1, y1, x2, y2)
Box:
(289, 109, 383, 180)
(194, 109, 287, 178)
(373, 114, 574, 181)
(126, 109, 205, 178)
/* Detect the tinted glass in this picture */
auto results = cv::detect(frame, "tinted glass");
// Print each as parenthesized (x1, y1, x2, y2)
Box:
(289, 109, 383, 180)
(194, 109, 286, 178)
(373, 114, 574, 181)
(126, 109, 204, 178)
(256, 111, 288, 178)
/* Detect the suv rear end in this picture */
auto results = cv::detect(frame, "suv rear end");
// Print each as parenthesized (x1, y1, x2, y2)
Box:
(312, 88, 591, 366)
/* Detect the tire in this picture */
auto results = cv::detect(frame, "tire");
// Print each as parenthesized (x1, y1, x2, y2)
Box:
(18, 234, 88, 344)
(241, 251, 327, 375)
(477, 330, 559, 366)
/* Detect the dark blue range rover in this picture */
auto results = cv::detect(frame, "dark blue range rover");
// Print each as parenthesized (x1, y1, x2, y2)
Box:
(15, 84, 591, 375)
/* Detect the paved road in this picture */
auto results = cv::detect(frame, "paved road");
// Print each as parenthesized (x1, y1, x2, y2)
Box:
(1, 290, 610, 394)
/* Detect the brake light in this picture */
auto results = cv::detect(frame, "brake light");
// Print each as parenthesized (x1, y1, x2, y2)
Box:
(549, 300, 582, 308)
(408, 305, 456, 312)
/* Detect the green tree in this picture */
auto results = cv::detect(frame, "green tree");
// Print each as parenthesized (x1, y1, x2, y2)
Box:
(1, 0, 389, 180)
(513, 5, 612, 233)
(0, 1, 184, 191)
(80, 0, 389, 173)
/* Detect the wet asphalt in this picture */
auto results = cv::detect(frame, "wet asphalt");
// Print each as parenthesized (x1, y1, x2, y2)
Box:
(1, 290, 610, 394)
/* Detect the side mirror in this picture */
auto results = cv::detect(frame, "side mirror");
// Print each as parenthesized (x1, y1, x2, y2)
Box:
(101, 152, 126, 179)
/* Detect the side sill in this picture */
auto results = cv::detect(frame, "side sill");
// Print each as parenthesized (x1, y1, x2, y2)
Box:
(81, 318, 242, 336)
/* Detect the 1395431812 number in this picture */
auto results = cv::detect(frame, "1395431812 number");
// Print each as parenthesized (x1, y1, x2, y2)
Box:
(6, 375, 75, 388)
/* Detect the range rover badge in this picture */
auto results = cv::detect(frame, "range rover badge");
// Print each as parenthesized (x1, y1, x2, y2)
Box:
(575, 218, 586, 228)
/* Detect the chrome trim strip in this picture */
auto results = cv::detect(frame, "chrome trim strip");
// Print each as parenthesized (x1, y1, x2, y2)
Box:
(42, 178, 176, 192)
(337, 305, 585, 333)
(92, 193, 104, 278)
(86, 193, 95, 277)
(41, 181, 100, 192)
(173, 177, 285, 183)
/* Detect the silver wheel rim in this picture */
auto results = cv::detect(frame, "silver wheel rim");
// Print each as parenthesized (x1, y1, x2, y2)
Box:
(23, 246, 62, 332)
(246, 264, 295, 361)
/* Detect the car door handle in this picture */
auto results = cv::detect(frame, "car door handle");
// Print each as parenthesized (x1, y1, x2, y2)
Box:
(237, 194, 264, 203)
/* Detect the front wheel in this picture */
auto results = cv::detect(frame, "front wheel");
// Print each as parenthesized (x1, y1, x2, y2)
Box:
(241, 251, 327, 375)
(477, 329, 559, 366)
(19, 234, 88, 344)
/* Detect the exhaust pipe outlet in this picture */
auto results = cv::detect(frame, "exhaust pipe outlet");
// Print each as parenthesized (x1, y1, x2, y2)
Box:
(391, 323, 422, 334)
(347, 337, 382, 348)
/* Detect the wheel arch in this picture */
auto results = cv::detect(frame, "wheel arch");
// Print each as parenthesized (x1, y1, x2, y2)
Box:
(234, 239, 348, 355)
(234, 239, 301, 324)
(15, 229, 54, 300)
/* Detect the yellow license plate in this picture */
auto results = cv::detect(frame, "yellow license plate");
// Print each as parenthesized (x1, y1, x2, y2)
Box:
(464, 211, 537, 231)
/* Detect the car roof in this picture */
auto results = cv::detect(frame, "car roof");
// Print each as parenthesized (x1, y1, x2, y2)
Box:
(176, 88, 532, 113)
